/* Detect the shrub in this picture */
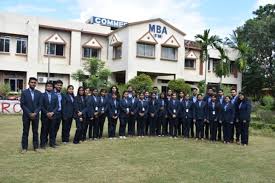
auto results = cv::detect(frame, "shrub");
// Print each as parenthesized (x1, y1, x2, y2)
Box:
(127, 74, 153, 93)
(168, 79, 191, 94)
(261, 95, 274, 110)
(255, 109, 275, 124)
(0, 84, 11, 99)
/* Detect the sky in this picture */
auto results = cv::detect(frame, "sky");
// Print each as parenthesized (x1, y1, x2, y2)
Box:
(0, 0, 274, 40)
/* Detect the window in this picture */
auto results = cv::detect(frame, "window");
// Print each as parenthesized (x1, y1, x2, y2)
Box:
(45, 43, 64, 56)
(208, 59, 211, 71)
(0, 36, 10, 52)
(113, 45, 122, 59)
(16, 38, 27, 54)
(212, 59, 219, 72)
(4, 78, 24, 92)
(83, 47, 100, 58)
(185, 59, 196, 69)
(136, 43, 155, 57)
(161, 46, 177, 60)
(230, 61, 234, 73)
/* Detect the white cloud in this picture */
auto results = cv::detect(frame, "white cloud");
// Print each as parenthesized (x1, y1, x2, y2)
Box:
(255, 0, 275, 9)
(75, 0, 207, 40)
(4, 4, 56, 13)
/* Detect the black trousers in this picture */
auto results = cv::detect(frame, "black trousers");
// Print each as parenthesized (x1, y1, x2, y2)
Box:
(195, 119, 204, 139)
(169, 117, 178, 137)
(183, 117, 192, 138)
(223, 122, 233, 143)
(209, 120, 218, 141)
(149, 115, 157, 136)
(73, 118, 83, 143)
(204, 122, 210, 139)
(145, 117, 150, 135)
(54, 112, 62, 143)
(98, 114, 106, 138)
(137, 116, 146, 136)
(62, 117, 73, 142)
(40, 118, 53, 147)
(89, 117, 99, 139)
(231, 118, 241, 142)
(21, 115, 39, 150)
(156, 116, 162, 136)
(217, 122, 222, 141)
(108, 117, 118, 138)
(128, 114, 136, 136)
(190, 119, 195, 138)
(82, 119, 90, 141)
(162, 117, 169, 136)
(240, 120, 249, 145)
(177, 117, 183, 136)
(119, 116, 128, 136)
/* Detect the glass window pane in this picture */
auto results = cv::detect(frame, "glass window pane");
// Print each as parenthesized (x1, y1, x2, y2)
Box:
(55, 44, 64, 56)
(22, 40, 27, 54)
(91, 49, 98, 58)
(17, 79, 24, 92)
(10, 79, 16, 91)
(0, 39, 4, 52)
(4, 39, 10, 52)
(83, 48, 90, 58)
(17, 40, 22, 53)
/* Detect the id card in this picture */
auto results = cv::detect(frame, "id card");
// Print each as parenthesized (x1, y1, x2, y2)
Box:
(102, 107, 104, 111)
(126, 108, 129, 113)
(212, 111, 216, 115)
(142, 107, 145, 112)
(115, 109, 117, 114)
(173, 109, 176, 113)
(186, 109, 189, 113)
(95, 106, 98, 111)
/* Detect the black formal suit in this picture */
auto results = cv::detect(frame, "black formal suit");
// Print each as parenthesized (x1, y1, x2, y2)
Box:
(119, 98, 131, 136)
(221, 102, 235, 143)
(177, 98, 185, 136)
(86, 95, 99, 139)
(167, 99, 180, 137)
(53, 91, 65, 144)
(98, 96, 108, 138)
(231, 95, 239, 142)
(237, 100, 252, 145)
(73, 95, 87, 143)
(40, 91, 58, 147)
(136, 99, 149, 136)
(148, 99, 159, 136)
(217, 96, 225, 141)
(62, 94, 75, 142)
(20, 88, 42, 150)
(189, 96, 197, 138)
(193, 100, 207, 139)
(157, 98, 167, 136)
(181, 99, 193, 138)
(206, 102, 222, 141)
(128, 97, 138, 136)
(107, 99, 120, 138)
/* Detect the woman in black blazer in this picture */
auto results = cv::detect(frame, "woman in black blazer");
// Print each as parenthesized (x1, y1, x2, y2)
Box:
(237, 92, 252, 146)
(221, 96, 235, 144)
(73, 87, 86, 144)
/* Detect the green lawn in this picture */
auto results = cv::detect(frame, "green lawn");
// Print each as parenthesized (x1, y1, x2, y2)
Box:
(0, 115, 275, 183)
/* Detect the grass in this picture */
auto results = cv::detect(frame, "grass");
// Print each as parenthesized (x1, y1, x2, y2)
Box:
(0, 115, 275, 183)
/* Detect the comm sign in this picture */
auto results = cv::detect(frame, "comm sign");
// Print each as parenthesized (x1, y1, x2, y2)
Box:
(89, 16, 128, 28)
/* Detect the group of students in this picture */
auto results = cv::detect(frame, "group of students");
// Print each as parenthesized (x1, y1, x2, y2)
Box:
(20, 77, 252, 153)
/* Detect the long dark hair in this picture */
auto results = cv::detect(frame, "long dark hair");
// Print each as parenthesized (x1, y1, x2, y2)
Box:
(77, 86, 85, 96)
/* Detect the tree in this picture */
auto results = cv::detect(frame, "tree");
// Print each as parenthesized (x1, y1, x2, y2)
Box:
(214, 46, 230, 88)
(127, 74, 153, 93)
(195, 29, 222, 92)
(236, 4, 275, 96)
(0, 84, 11, 99)
(72, 57, 111, 89)
(168, 79, 191, 94)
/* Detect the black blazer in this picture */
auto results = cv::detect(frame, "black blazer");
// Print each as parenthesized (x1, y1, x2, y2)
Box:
(167, 99, 180, 118)
(108, 99, 120, 118)
(148, 99, 159, 117)
(86, 95, 98, 118)
(221, 103, 235, 123)
(193, 100, 207, 120)
(237, 100, 252, 121)
(119, 98, 131, 118)
(206, 102, 222, 121)
(136, 100, 149, 118)
(157, 98, 167, 117)
(20, 88, 41, 117)
(41, 92, 58, 120)
(62, 94, 75, 119)
(98, 96, 108, 115)
(73, 95, 87, 119)
(129, 97, 138, 116)
(182, 100, 193, 119)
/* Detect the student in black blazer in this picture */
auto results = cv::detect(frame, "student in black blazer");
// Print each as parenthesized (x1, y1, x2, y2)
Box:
(61, 85, 75, 144)
(156, 92, 167, 137)
(82, 87, 91, 141)
(40, 81, 58, 148)
(107, 85, 120, 137)
(98, 89, 108, 139)
(73, 87, 86, 144)
(149, 93, 159, 136)
(136, 93, 149, 137)
(108, 93, 120, 138)
(144, 91, 150, 135)
(207, 94, 222, 142)
(182, 93, 193, 138)
(86, 88, 99, 140)
(164, 89, 172, 136)
(178, 91, 185, 136)
(128, 91, 138, 136)
(20, 77, 42, 153)
(168, 92, 180, 138)
(217, 89, 225, 141)
(193, 94, 207, 140)
(221, 96, 235, 144)
(230, 88, 239, 143)
(119, 91, 131, 139)
(237, 92, 252, 146)
(190, 88, 198, 138)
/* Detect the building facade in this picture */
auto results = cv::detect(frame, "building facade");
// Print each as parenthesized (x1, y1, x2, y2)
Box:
(0, 13, 241, 93)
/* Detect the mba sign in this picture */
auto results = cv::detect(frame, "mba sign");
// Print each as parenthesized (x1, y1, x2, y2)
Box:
(90, 16, 128, 28)
(149, 24, 167, 38)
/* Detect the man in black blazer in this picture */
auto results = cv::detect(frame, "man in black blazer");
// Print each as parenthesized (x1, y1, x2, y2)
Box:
(20, 77, 42, 153)
(193, 94, 207, 140)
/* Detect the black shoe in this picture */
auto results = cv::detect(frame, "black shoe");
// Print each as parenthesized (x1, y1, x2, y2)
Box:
(50, 145, 56, 148)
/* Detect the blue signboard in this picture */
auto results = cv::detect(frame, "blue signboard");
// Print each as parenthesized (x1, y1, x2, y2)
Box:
(149, 24, 167, 38)
(89, 16, 128, 28)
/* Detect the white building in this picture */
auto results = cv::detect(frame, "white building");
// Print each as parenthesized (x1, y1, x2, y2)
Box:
(0, 13, 241, 93)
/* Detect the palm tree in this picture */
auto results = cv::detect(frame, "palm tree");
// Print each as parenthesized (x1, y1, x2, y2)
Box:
(225, 30, 250, 72)
(195, 29, 222, 93)
(215, 46, 230, 89)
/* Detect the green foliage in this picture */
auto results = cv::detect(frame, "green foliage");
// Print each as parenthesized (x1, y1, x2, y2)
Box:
(0, 84, 11, 98)
(117, 84, 127, 96)
(214, 47, 230, 83)
(168, 79, 191, 94)
(261, 95, 275, 110)
(72, 57, 111, 89)
(198, 80, 205, 94)
(127, 74, 153, 93)
(220, 85, 232, 96)
(255, 108, 275, 124)
(61, 87, 67, 95)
